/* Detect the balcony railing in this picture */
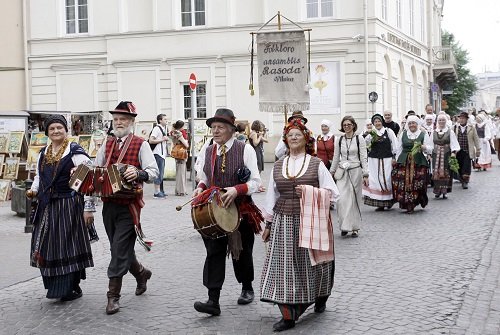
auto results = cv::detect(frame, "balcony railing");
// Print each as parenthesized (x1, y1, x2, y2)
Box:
(432, 46, 457, 66)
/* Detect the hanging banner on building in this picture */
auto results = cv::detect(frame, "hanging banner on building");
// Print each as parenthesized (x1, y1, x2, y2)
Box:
(256, 30, 309, 113)
(309, 61, 341, 114)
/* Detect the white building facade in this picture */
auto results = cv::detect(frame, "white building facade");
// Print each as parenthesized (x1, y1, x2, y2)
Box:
(25, 0, 449, 149)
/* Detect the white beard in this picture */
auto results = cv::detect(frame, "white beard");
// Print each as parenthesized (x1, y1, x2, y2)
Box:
(113, 126, 133, 138)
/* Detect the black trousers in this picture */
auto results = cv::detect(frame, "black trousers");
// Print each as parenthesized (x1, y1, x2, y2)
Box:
(202, 219, 255, 291)
(456, 150, 472, 182)
(102, 202, 138, 278)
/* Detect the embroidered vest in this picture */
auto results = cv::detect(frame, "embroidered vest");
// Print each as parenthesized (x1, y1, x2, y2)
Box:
(397, 131, 428, 167)
(368, 130, 392, 159)
(203, 140, 245, 188)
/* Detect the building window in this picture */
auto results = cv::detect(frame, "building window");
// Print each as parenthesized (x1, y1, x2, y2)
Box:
(65, 0, 88, 34)
(306, 0, 334, 18)
(181, 0, 205, 27)
(381, 0, 387, 20)
(396, 0, 402, 29)
(183, 83, 207, 119)
(409, 0, 414, 36)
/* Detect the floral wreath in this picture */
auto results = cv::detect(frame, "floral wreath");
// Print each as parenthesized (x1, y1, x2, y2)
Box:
(282, 119, 316, 156)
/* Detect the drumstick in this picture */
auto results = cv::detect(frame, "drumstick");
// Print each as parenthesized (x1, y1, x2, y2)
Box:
(175, 197, 196, 211)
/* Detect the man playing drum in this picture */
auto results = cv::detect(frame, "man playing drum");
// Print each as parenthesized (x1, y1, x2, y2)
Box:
(93, 101, 159, 315)
(193, 108, 262, 316)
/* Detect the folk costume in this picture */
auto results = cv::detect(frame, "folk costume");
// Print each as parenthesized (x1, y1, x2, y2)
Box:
(362, 114, 398, 210)
(261, 120, 339, 331)
(194, 108, 263, 316)
(274, 111, 309, 159)
(331, 131, 369, 235)
(392, 116, 433, 213)
(475, 114, 493, 170)
(94, 101, 159, 314)
(316, 119, 335, 170)
(452, 112, 481, 189)
(30, 115, 94, 301)
(431, 124, 460, 198)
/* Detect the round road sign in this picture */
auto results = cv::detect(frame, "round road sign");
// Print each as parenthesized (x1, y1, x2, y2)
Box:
(189, 73, 197, 91)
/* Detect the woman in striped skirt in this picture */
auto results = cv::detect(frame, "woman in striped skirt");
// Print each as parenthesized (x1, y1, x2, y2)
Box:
(27, 115, 95, 301)
(260, 119, 339, 332)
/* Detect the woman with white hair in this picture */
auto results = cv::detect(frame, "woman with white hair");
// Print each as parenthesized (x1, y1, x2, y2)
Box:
(475, 113, 492, 170)
(432, 114, 460, 199)
(392, 115, 433, 214)
(316, 119, 335, 170)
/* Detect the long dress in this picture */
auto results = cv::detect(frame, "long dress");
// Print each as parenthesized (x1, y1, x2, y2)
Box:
(172, 130, 188, 195)
(261, 155, 339, 320)
(249, 132, 264, 172)
(30, 142, 94, 299)
(432, 128, 460, 196)
(392, 130, 433, 212)
(362, 127, 397, 209)
(330, 134, 368, 233)
(475, 123, 492, 170)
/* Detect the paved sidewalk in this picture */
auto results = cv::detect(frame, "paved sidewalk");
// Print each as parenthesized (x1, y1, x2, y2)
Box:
(0, 161, 499, 334)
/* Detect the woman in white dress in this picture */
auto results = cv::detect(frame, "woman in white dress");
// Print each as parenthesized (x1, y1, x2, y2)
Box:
(475, 113, 492, 170)
(330, 116, 369, 237)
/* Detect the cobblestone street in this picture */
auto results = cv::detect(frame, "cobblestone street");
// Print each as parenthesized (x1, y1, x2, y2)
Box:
(0, 161, 499, 334)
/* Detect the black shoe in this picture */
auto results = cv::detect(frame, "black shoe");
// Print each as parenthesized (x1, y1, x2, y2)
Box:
(273, 318, 296, 332)
(341, 231, 348, 236)
(351, 231, 359, 238)
(375, 207, 385, 211)
(61, 286, 83, 302)
(314, 303, 326, 313)
(194, 300, 221, 316)
(237, 290, 255, 305)
(462, 182, 468, 189)
(434, 194, 440, 198)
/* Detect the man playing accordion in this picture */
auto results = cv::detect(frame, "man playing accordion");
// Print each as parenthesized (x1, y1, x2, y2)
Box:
(192, 108, 263, 316)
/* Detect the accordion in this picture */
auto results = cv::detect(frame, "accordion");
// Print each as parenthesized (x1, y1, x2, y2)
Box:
(69, 163, 141, 198)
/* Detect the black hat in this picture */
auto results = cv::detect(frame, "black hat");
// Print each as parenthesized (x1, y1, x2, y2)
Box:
(206, 108, 236, 128)
(110, 101, 137, 117)
(173, 120, 185, 130)
(458, 111, 469, 118)
(44, 115, 68, 135)
(287, 111, 308, 124)
(371, 113, 384, 124)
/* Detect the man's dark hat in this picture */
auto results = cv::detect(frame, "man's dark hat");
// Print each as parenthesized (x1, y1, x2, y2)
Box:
(110, 101, 137, 117)
(44, 115, 68, 135)
(287, 111, 308, 124)
(206, 108, 236, 128)
(458, 111, 469, 118)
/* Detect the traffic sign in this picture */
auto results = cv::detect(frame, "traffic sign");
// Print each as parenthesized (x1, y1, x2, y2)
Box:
(189, 73, 197, 91)
(369, 91, 378, 103)
(431, 83, 439, 93)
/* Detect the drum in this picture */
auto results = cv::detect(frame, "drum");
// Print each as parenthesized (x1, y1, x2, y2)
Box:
(191, 198, 240, 239)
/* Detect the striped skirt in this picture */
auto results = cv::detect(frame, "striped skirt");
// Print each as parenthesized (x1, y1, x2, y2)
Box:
(260, 213, 334, 305)
(391, 161, 429, 212)
(31, 195, 94, 298)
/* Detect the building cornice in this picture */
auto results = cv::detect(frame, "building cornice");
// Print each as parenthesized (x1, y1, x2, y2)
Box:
(51, 62, 101, 71)
(112, 59, 163, 68)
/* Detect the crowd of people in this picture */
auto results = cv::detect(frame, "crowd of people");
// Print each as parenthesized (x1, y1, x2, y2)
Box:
(25, 102, 499, 332)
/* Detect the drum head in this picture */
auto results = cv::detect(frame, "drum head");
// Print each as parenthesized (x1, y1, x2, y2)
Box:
(210, 201, 240, 233)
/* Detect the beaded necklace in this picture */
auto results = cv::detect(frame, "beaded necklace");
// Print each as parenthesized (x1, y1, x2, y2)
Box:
(285, 154, 307, 179)
(43, 138, 69, 166)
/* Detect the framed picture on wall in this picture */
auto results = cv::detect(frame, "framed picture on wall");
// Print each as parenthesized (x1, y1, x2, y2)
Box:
(0, 133, 10, 153)
(7, 132, 24, 154)
(0, 179, 10, 201)
(135, 122, 154, 140)
(29, 132, 49, 146)
(3, 157, 20, 179)
(0, 154, 5, 177)
(78, 135, 92, 153)
(27, 146, 43, 165)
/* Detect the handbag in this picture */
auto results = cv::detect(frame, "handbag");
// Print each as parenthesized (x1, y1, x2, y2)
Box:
(171, 143, 188, 160)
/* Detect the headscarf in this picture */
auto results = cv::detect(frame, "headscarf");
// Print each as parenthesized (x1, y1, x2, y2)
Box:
(405, 115, 422, 138)
(436, 114, 449, 132)
(363, 119, 372, 134)
(44, 115, 68, 135)
(320, 119, 334, 140)
(370, 114, 386, 135)
(283, 119, 315, 156)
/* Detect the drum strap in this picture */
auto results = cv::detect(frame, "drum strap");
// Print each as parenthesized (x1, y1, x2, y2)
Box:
(209, 144, 218, 186)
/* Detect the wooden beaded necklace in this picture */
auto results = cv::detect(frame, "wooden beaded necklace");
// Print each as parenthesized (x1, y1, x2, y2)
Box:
(285, 154, 307, 179)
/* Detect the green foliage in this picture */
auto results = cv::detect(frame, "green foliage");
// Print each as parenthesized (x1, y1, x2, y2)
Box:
(441, 31, 477, 114)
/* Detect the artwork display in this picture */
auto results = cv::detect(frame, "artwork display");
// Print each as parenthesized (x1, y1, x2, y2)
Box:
(3, 157, 20, 179)
(135, 122, 154, 140)
(0, 154, 4, 177)
(89, 135, 105, 158)
(78, 135, 92, 153)
(0, 179, 10, 201)
(27, 146, 43, 165)
(0, 133, 10, 153)
(7, 132, 24, 154)
(29, 132, 49, 146)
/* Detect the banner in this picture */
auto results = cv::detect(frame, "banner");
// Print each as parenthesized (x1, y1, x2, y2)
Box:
(257, 30, 309, 113)
(309, 62, 341, 114)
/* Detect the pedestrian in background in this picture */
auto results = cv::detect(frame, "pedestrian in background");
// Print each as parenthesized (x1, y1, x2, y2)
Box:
(474, 113, 492, 171)
(170, 120, 189, 196)
(316, 119, 335, 170)
(432, 114, 460, 199)
(28, 115, 95, 301)
(383, 110, 401, 136)
(331, 116, 368, 237)
(249, 120, 267, 174)
(149, 114, 169, 198)
(362, 114, 398, 211)
(261, 119, 339, 332)
(392, 115, 433, 214)
(235, 122, 248, 143)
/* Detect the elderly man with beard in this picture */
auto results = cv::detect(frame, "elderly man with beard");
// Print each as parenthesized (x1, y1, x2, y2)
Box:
(94, 101, 158, 315)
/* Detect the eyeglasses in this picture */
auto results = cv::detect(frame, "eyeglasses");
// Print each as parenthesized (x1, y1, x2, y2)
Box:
(342, 123, 353, 127)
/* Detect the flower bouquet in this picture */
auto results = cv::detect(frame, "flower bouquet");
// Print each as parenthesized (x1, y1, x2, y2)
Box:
(449, 156, 459, 174)
(410, 141, 422, 157)
(367, 129, 378, 150)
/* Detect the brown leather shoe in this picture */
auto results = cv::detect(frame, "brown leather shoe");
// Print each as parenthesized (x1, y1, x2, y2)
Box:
(129, 259, 152, 296)
(106, 277, 122, 315)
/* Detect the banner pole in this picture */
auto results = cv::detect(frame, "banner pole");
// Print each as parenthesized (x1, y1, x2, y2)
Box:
(277, 11, 281, 30)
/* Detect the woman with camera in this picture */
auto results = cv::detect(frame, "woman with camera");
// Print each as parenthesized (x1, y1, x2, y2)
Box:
(170, 120, 189, 196)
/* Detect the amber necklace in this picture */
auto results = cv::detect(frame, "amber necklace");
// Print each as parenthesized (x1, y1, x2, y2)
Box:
(43, 138, 69, 165)
(285, 153, 307, 179)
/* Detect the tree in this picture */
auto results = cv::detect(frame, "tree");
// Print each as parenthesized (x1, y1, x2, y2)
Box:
(441, 30, 477, 114)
